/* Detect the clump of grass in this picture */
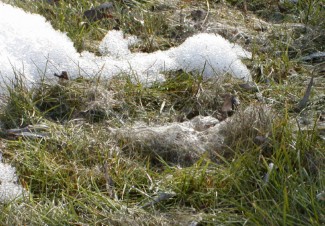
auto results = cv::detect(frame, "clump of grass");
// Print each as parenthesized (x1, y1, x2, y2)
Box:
(107, 72, 231, 124)
(236, 116, 324, 225)
(0, 76, 42, 129)
(34, 82, 87, 122)
(219, 104, 274, 158)
(227, 0, 325, 28)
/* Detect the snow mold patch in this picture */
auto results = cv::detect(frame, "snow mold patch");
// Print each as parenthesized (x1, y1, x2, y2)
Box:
(111, 105, 275, 167)
(111, 115, 225, 166)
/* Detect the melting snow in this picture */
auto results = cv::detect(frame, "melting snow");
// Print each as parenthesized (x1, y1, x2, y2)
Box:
(0, 2, 252, 87)
(0, 158, 25, 203)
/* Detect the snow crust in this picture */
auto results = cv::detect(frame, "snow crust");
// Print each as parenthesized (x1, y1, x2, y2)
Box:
(0, 2, 252, 87)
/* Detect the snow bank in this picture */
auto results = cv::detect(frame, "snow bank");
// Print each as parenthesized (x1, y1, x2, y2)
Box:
(0, 2, 252, 88)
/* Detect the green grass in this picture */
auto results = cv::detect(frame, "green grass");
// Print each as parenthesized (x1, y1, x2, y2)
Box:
(0, 0, 324, 225)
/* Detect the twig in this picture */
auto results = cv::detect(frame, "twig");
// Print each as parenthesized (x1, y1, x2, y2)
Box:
(296, 76, 314, 111)
(103, 161, 116, 199)
(141, 192, 176, 208)
(202, 0, 210, 26)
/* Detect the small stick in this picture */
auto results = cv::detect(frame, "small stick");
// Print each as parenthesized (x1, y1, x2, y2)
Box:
(141, 192, 176, 208)
(202, 0, 210, 26)
(296, 76, 314, 111)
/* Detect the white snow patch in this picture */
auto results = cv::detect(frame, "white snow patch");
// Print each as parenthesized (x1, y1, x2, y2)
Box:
(0, 2, 252, 88)
(99, 30, 138, 58)
(0, 158, 25, 203)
